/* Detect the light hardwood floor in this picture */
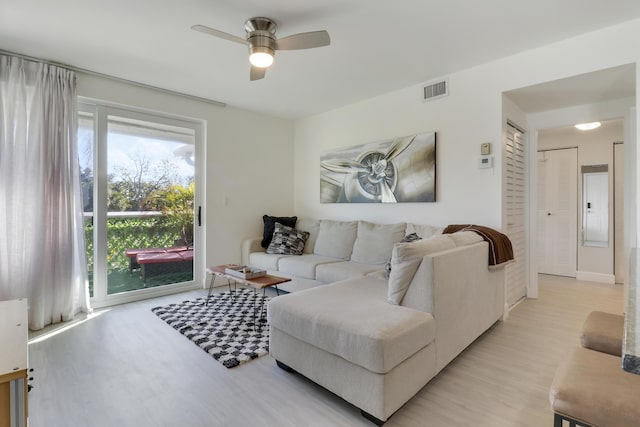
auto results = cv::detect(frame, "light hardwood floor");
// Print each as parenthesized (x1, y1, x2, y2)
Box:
(27, 274, 623, 427)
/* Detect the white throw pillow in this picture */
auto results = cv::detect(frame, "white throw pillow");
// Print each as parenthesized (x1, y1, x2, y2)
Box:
(350, 221, 406, 265)
(448, 230, 483, 247)
(387, 235, 456, 305)
(405, 223, 444, 239)
(296, 218, 321, 254)
(313, 220, 358, 259)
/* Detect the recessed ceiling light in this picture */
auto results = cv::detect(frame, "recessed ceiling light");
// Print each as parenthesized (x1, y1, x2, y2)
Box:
(575, 122, 601, 131)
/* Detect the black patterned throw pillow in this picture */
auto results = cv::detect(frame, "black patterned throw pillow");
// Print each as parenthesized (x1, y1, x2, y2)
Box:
(261, 215, 297, 248)
(401, 232, 422, 243)
(266, 222, 310, 255)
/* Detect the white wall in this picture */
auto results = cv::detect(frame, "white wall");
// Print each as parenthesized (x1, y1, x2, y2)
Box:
(77, 73, 294, 282)
(294, 67, 504, 228)
(538, 121, 624, 279)
(294, 19, 640, 232)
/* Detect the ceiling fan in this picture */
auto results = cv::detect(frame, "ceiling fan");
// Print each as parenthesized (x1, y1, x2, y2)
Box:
(192, 17, 330, 81)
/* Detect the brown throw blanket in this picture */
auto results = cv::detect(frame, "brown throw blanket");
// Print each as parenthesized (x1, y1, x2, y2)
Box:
(443, 224, 514, 266)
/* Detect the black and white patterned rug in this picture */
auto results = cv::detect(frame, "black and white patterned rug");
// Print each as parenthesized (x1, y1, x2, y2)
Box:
(151, 289, 271, 368)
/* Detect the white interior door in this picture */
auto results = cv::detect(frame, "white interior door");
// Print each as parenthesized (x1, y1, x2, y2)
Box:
(537, 148, 578, 277)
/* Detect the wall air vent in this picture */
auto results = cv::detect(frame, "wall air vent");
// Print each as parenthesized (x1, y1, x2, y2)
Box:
(422, 78, 448, 102)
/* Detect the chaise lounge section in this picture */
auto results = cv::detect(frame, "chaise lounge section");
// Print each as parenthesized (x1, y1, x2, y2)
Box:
(266, 224, 508, 424)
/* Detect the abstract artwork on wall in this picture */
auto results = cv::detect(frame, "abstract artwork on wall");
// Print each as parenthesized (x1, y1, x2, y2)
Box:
(320, 132, 436, 203)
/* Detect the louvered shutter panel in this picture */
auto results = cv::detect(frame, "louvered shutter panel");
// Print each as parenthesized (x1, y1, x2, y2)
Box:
(504, 124, 527, 305)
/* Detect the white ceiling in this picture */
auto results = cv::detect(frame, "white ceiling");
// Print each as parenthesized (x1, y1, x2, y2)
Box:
(2, 0, 640, 120)
(505, 64, 636, 114)
(539, 118, 624, 140)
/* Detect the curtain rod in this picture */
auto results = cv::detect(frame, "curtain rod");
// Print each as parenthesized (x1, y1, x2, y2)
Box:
(0, 49, 227, 108)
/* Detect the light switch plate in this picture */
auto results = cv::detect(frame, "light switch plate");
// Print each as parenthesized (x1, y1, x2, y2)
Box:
(481, 142, 491, 155)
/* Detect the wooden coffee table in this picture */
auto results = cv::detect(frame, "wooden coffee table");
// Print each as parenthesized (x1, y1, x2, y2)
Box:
(205, 264, 291, 330)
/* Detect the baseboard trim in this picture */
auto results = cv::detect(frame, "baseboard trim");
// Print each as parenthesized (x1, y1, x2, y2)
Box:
(576, 271, 615, 284)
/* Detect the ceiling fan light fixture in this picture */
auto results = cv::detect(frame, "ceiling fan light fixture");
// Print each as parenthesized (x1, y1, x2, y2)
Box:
(192, 16, 330, 80)
(249, 50, 274, 68)
(575, 121, 601, 131)
(249, 46, 275, 68)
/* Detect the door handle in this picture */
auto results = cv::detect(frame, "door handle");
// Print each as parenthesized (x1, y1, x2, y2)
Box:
(198, 206, 202, 226)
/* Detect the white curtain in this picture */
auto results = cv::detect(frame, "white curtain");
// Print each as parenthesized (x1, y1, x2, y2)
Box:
(0, 55, 91, 330)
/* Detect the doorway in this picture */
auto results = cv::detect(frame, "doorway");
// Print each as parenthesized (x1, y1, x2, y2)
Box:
(536, 120, 624, 284)
(78, 100, 204, 307)
(537, 148, 578, 277)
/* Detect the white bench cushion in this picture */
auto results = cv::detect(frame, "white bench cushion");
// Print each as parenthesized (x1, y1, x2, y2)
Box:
(277, 254, 342, 280)
(249, 252, 290, 270)
(268, 277, 435, 374)
(316, 261, 382, 283)
(296, 218, 321, 254)
(406, 223, 444, 239)
(313, 220, 358, 259)
(350, 221, 406, 265)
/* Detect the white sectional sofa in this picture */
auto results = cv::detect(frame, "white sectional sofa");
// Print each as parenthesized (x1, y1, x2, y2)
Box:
(241, 218, 443, 293)
(242, 219, 506, 425)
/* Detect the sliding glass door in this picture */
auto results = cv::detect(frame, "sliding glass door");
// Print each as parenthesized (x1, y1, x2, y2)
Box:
(79, 101, 204, 307)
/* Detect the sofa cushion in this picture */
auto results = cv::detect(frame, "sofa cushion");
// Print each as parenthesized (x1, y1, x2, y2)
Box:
(249, 252, 290, 271)
(350, 221, 406, 265)
(388, 235, 456, 305)
(266, 222, 310, 255)
(261, 215, 297, 248)
(401, 232, 422, 243)
(385, 233, 423, 276)
(313, 220, 358, 259)
(316, 261, 383, 283)
(277, 254, 343, 280)
(296, 218, 321, 254)
(448, 230, 484, 247)
(406, 223, 444, 239)
(268, 277, 435, 374)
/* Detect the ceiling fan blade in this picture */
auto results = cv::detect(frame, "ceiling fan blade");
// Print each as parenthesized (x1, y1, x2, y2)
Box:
(191, 24, 247, 45)
(276, 31, 330, 50)
(250, 66, 266, 81)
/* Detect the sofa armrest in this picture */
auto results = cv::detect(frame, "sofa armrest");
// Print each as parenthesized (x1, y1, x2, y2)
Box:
(241, 236, 264, 265)
(402, 242, 505, 372)
(433, 241, 504, 371)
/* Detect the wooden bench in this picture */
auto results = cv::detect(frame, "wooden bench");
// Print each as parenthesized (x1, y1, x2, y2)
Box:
(125, 246, 190, 273)
(126, 247, 193, 284)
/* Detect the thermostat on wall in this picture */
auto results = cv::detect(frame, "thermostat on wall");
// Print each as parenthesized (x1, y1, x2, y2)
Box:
(479, 155, 494, 169)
